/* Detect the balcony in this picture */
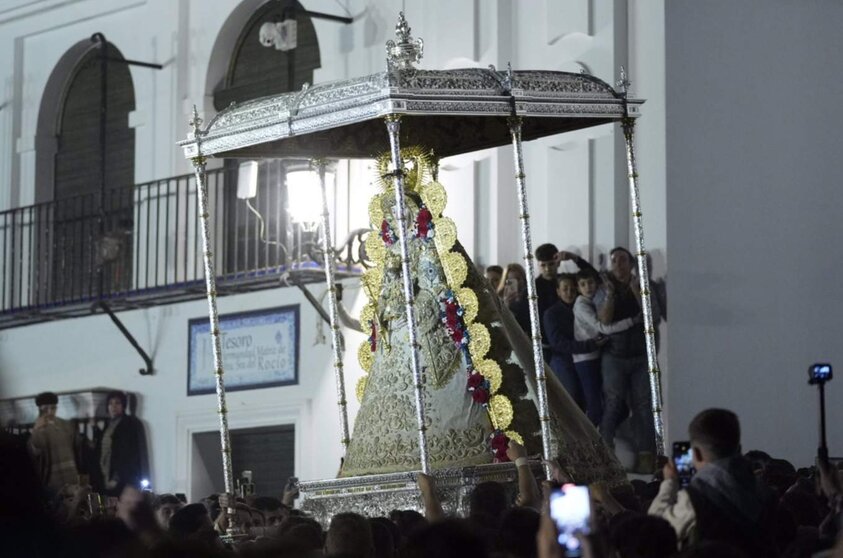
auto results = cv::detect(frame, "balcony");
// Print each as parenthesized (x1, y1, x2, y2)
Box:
(0, 165, 366, 330)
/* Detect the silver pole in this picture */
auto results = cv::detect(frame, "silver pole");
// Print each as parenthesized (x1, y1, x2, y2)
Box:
(188, 108, 238, 536)
(384, 114, 430, 474)
(313, 158, 351, 451)
(621, 114, 665, 457)
(507, 116, 553, 479)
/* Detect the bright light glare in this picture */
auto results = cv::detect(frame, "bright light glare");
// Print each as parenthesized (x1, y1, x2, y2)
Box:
(286, 170, 333, 225)
(140, 479, 150, 488)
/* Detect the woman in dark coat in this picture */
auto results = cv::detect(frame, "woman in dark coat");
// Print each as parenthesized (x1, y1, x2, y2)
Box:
(97, 390, 147, 496)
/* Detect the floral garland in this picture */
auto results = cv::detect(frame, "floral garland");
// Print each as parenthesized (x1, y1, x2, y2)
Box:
(439, 289, 510, 461)
(489, 431, 510, 460)
(414, 204, 434, 240)
(380, 219, 397, 246)
(367, 320, 377, 352)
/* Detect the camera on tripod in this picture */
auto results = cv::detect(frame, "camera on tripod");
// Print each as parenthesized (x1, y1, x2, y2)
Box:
(808, 363, 833, 385)
(808, 363, 833, 461)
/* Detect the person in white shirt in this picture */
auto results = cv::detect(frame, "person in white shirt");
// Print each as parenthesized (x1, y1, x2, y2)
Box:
(571, 268, 638, 426)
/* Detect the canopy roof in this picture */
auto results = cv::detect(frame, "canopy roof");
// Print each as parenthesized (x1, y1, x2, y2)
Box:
(179, 67, 641, 160)
(179, 12, 641, 161)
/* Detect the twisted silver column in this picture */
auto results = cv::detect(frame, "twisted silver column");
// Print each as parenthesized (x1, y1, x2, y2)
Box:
(313, 159, 351, 451)
(621, 116, 665, 457)
(190, 153, 238, 534)
(508, 117, 553, 479)
(384, 114, 430, 474)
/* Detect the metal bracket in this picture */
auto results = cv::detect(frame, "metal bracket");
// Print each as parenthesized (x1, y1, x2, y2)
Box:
(286, 274, 331, 325)
(95, 301, 154, 376)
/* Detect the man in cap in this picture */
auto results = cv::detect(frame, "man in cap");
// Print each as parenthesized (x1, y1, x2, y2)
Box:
(28, 392, 79, 492)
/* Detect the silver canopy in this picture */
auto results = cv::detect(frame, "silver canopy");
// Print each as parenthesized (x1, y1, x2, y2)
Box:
(179, 67, 642, 160)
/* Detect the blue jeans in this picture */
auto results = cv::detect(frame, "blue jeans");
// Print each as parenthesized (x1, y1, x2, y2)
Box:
(550, 356, 584, 411)
(600, 353, 655, 453)
(573, 358, 603, 426)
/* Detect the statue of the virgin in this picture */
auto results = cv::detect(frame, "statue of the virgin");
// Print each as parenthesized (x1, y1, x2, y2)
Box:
(339, 148, 624, 486)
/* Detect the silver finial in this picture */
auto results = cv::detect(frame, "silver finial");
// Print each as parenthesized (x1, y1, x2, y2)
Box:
(617, 66, 631, 95)
(386, 11, 424, 70)
(189, 105, 203, 135)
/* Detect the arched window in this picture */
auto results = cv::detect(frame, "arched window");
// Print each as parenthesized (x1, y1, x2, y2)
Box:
(35, 40, 136, 302)
(211, 0, 321, 274)
(213, 0, 320, 110)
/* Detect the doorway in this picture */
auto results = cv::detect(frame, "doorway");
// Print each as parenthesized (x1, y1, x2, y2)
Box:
(191, 424, 295, 499)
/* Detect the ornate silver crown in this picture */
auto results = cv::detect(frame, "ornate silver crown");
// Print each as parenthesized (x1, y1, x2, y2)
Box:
(386, 11, 424, 70)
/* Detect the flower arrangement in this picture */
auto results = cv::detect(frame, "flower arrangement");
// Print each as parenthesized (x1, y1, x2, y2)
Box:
(414, 204, 434, 240)
(489, 430, 510, 461)
(368, 320, 377, 352)
(380, 219, 397, 246)
(439, 289, 511, 459)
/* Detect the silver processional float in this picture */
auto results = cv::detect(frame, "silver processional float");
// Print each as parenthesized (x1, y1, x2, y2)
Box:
(179, 13, 662, 531)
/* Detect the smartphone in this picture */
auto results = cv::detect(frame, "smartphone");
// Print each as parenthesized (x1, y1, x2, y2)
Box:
(87, 492, 103, 516)
(809, 363, 832, 383)
(549, 484, 592, 557)
(673, 441, 695, 487)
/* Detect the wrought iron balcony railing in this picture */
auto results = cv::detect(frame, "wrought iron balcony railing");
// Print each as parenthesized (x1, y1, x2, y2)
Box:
(0, 165, 366, 330)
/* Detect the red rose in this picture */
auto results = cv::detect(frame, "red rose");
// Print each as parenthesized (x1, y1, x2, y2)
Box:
(472, 388, 490, 404)
(380, 220, 394, 246)
(490, 432, 509, 450)
(467, 373, 485, 390)
(416, 207, 432, 237)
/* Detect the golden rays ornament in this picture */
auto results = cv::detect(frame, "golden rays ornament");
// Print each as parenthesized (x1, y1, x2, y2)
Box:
(490, 395, 514, 430)
(456, 287, 478, 325)
(357, 341, 374, 372)
(433, 217, 457, 254)
(441, 252, 468, 287)
(468, 322, 491, 360)
(420, 181, 447, 217)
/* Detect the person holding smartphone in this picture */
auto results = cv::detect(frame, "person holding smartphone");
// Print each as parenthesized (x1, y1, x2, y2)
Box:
(27, 392, 80, 492)
(647, 409, 776, 554)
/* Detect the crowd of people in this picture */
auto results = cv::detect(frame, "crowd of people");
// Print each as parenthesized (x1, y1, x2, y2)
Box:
(3, 406, 841, 557)
(4, 247, 840, 557)
(26, 390, 148, 498)
(486, 244, 660, 474)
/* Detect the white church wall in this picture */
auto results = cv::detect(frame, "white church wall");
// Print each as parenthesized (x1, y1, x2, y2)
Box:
(665, 0, 843, 465)
(0, 0, 659, 493)
(0, 281, 368, 493)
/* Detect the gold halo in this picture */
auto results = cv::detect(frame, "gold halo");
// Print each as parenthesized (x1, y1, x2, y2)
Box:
(357, 341, 374, 372)
(441, 252, 468, 288)
(364, 232, 385, 264)
(368, 193, 385, 228)
(505, 430, 524, 446)
(475, 359, 502, 393)
(376, 146, 434, 192)
(433, 217, 457, 254)
(359, 304, 376, 327)
(420, 181, 447, 217)
(490, 395, 513, 430)
(468, 323, 491, 360)
(456, 287, 479, 325)
(356, 375, 369, 402)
